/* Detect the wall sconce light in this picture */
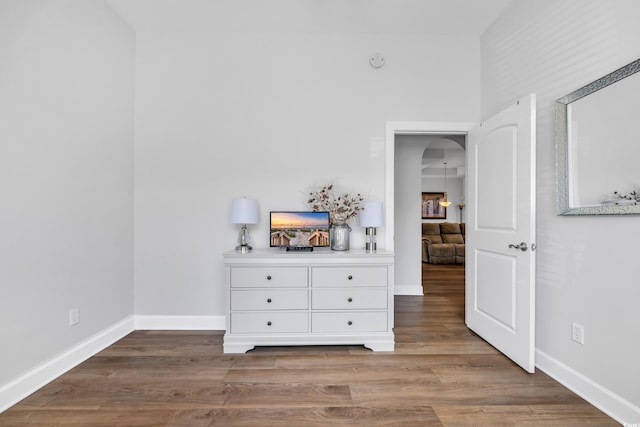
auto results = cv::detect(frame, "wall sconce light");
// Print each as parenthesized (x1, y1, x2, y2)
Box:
(229, 197, 258, 253)
(359, 201, 383, 252)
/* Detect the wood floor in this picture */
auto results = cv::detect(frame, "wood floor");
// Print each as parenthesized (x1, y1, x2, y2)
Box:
(0, 264, 618, 426)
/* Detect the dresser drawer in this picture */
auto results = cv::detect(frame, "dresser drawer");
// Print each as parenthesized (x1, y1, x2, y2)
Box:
(231, 289, 308, 311)
(231, 312, 308, 333)
(230, 267, 308, 288)
(311, 267, 387, 287)
(312, 289, 387, 310)
(312, 312, 388, 333)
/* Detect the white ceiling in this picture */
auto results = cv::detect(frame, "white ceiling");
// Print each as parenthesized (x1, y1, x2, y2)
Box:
(107, 0, 513, 36)
(421, 136, 466, 178)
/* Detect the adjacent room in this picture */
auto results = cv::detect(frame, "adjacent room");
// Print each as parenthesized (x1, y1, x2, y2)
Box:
(1, 0, 639, 425)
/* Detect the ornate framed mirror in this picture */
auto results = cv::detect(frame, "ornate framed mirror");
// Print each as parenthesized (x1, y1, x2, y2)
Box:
(556, 58, 640, 215)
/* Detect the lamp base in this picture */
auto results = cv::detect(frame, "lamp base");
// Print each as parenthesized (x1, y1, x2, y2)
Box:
(236, 244, 252, 254)
(236, 225, 252, 253)
(365, 227, 377, 253)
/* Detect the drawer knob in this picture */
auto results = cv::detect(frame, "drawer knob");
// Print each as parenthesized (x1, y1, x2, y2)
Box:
(267, 298, 272, 303)
(266, 275, 272, 280)
(267, 321, 272, 326)
(348, 275, 353, 280)
(347, 321, 353, 326)
(347, 297, 353, 303)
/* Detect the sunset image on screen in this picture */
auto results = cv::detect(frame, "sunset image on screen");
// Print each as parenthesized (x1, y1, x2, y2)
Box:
(270, 212, 329, 229)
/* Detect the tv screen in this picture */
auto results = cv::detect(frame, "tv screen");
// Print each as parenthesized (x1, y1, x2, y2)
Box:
(270, 211, 330, 248)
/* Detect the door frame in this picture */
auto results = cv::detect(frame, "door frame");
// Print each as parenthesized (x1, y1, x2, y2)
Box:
(385, 121, 475, 295)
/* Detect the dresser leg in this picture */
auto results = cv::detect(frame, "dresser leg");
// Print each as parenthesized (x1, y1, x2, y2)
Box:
(223, 341, 255, 354)
(363, 339, 395, 352)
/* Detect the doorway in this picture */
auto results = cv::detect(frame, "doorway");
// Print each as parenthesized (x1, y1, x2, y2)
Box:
(384, 121, 474, 297)
(387, 95, 537, 373)
(418, 136, 466, 295)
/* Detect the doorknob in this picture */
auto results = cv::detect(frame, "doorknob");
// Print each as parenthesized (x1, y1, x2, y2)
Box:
(508, 242, 528, 252)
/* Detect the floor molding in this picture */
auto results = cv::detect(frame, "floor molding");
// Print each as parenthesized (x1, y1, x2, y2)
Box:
(134, 315, 226, 330)
(536, 348, 640, 425)
(394, 285, 424, 295)
(0, 316, 135, 413)
(1, 314, 226, 413)
(8, 315, 636, 424)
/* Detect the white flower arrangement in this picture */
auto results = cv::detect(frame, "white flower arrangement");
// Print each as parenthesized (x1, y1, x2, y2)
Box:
(307, 181, 365, 224)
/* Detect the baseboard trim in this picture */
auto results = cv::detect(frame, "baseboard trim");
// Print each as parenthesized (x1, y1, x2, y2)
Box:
(394, 285, 424, 295)
(1, 314, 227, 413)
(6, 317, 638, 424)
(536, 349, 640, 425)
(0, 316, 135, 413)
(134, 315, 226, 330)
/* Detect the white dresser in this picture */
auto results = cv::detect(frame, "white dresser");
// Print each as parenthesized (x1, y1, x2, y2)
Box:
(222, 248, 395, 353)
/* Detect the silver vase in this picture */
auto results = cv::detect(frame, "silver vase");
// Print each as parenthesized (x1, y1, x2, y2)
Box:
(330, 222, 351, 251)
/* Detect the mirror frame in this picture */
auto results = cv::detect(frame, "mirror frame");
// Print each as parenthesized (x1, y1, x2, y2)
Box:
(556, 58, 640, 215)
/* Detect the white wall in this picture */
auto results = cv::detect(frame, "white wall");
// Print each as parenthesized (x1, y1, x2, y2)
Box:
(0, 0, 134, 389)
(482, 0, 640, 422)
(394, 139, 428, 293)
(134, 33, 480, 315)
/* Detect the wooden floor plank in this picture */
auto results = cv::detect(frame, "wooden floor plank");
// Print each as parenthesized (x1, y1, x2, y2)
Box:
(220, 383, 352, 408)
(272, 353, 471, 370)
(433, 404, 620, 427)
(349, 381, 588, 407)
(0, 263, 619, 426)
(223, 365, 441, 385)
(169, 406, 444, 427)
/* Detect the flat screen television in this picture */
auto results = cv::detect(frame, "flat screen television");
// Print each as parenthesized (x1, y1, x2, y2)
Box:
(269, 211, 330, 248)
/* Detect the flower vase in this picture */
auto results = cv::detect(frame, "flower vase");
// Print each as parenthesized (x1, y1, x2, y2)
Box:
(330, 222, 351, 251)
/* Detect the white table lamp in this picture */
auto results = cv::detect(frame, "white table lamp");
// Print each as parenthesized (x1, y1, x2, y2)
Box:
(359, 201, 383, 252)
(230, 197, 259, 253)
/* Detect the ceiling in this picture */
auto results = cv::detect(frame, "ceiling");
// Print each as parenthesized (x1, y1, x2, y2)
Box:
(421, 136, 466, 179)
(106, 0, 513, 36)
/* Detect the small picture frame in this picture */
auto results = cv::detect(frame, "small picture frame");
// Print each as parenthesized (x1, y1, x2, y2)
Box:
(422, 192, 447, 219)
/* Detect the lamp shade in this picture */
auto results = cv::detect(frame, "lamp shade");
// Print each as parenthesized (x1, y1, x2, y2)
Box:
(359, 201, 383, 227)
(230, 198, 259, 224)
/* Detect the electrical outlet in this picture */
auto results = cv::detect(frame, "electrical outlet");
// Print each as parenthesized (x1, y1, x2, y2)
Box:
(571, 322, 584, 344)
(69, 308, 79, 326)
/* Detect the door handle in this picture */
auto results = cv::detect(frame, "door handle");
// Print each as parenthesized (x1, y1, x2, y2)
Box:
(508, 242, 528, 252)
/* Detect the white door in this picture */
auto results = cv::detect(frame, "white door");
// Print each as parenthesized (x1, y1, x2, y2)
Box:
(466, 94, 536, 373)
